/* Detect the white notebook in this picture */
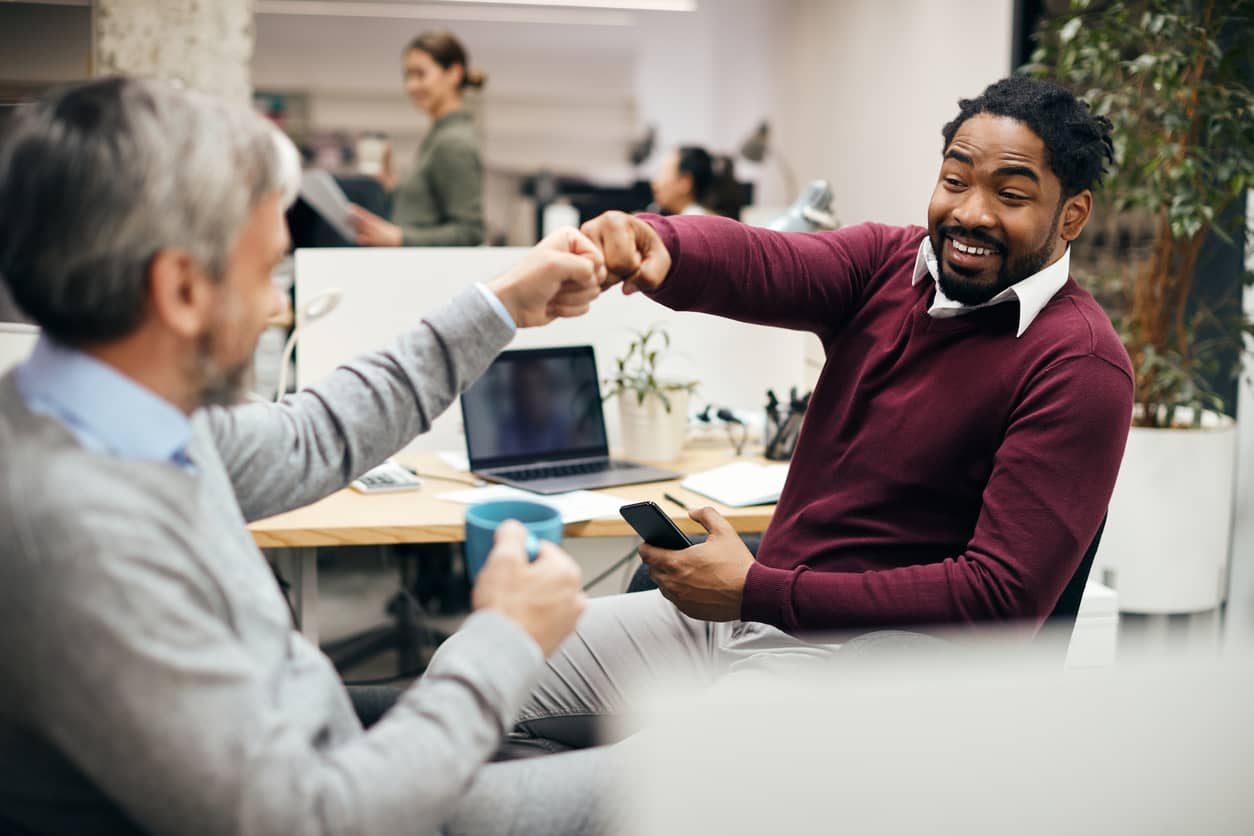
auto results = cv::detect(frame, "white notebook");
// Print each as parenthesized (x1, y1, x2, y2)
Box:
(681, 461, 789, 507)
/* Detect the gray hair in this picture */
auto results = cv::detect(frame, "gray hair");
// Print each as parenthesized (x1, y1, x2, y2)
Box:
(0, 76, 300, 346)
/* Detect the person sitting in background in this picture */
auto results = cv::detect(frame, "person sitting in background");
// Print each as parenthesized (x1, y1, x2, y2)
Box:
(650, 145, 743, 220)
(0, 76, 619, 835)
(350, 30, 486, 247)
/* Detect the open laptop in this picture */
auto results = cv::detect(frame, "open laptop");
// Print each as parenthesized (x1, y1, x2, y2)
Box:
(460, 345, 680, 495)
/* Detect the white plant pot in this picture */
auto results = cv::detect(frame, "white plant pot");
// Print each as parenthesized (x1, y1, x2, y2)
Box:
(617, 389, 690, 463)
(1097, 416, 1236, 614)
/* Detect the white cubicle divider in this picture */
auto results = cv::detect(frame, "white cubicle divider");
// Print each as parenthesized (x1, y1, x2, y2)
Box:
(294, 247, 816, 455)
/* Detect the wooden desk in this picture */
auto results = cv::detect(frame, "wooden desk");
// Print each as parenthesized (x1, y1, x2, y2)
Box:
(252, 448, 778, 641)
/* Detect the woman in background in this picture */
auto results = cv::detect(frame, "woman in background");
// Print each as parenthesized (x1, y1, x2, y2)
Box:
(350, 31, 486, 246)
(649, 146, 743, 220)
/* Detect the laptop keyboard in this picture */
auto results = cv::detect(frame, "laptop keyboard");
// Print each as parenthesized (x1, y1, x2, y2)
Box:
(495, 460, 638, 481)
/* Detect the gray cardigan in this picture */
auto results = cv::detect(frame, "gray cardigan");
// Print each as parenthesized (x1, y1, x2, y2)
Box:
(0, 288, 539, 835)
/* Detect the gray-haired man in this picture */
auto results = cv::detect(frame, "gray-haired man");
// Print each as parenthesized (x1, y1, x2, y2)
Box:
(0, 77, 618, 835)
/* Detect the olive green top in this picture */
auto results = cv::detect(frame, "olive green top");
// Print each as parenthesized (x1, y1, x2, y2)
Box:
(392, 109, 485, 246)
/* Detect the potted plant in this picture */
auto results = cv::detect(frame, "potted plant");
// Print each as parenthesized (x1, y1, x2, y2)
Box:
(1025, 0, 1254, 614)
(604, 323, 699, 462)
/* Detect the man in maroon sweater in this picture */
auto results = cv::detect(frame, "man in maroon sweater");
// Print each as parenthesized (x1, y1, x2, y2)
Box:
(514, 77, 1134, 746)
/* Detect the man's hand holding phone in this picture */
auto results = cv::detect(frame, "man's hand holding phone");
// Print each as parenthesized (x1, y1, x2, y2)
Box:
(623, 502, 754, 622)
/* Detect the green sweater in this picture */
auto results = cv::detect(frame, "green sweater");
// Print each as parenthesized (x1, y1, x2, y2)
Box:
(392, 109, 486, 246)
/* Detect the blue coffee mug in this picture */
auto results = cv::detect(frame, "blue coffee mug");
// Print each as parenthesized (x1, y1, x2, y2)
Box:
(464, 500, 563, 582)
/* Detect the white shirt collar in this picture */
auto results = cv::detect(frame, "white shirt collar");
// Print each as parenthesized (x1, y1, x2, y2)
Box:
(911, 236, 1070, 338)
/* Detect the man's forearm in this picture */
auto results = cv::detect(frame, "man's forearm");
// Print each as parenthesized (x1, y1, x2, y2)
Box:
(207, 286, 512, 522)
(640, 214, 864, 336)
(742, 355, 1132, 635)
(741, 553, 1069, 634)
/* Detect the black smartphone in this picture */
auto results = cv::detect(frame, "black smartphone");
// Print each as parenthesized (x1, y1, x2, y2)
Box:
(620, 501, 693, 550)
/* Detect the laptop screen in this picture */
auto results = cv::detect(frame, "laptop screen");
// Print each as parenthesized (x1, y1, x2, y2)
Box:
(461, 346, 610, 469)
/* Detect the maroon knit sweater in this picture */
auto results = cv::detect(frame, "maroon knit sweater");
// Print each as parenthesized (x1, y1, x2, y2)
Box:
(643, 215, 1134, 634)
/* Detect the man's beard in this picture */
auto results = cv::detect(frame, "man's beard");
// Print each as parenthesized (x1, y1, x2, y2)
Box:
(934, 202, 1063, 306)
(193, 330, 256, 408)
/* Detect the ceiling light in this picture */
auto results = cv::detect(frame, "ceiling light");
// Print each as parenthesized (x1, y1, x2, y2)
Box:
(438, 0, 696, 10)
(255, 1, 638, 26)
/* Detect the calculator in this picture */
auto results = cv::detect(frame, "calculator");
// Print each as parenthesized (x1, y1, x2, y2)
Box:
(350, 460, 424, 494)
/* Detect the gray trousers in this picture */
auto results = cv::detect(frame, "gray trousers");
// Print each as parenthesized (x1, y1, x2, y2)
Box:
(514, 589, 837, 748)
(345, 686, 624, 836)
(443, 746, 623, 836)
(388, 592, 934, 835)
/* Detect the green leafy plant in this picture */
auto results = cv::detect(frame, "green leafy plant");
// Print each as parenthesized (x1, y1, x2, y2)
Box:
(603, 323, 698, 413)
(1023, 0, 1254, 427)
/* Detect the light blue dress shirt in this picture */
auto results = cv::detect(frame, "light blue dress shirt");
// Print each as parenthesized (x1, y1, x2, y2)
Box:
(15, 336, 193, 468)
(474, 283, 517, 336)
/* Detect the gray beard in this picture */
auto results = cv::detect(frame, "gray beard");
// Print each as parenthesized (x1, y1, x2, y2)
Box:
(199, 361, 253, 407)
(193, 332, 255, 408)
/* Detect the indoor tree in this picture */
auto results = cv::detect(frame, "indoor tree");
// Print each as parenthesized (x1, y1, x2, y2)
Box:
(1025, 0, 1254, 427)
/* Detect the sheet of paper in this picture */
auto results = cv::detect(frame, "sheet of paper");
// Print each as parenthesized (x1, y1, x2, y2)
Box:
(681, 460, 789, 507)
(299, 169, 356, 244)
(437, 450, 470, 472)
(437, 484, 627, 524)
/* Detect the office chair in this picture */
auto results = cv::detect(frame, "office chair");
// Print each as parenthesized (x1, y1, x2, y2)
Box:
(1032, 515, 1108, 661)
(318, 543, 462, 678)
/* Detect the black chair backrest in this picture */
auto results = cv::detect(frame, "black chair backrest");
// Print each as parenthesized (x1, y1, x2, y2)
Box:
(1044, 515, 1107, 626)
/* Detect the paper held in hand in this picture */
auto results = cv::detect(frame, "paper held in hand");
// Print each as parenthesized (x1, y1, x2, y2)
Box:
(299, 169, 356, 244)
(680, 461, 789, 508)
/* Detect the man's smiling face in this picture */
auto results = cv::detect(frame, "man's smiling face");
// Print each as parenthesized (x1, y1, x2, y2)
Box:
(926, 113, 1069, 306)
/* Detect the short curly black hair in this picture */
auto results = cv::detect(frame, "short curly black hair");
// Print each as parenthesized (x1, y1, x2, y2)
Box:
(941, 76, 1114, 198)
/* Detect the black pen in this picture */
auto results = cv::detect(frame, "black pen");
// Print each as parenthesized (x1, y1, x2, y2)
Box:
(663, 492, 689, 510)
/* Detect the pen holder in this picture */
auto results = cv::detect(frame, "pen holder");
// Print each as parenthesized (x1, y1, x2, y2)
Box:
(765, 412, 803, 460)
(764, 388, 811, 461)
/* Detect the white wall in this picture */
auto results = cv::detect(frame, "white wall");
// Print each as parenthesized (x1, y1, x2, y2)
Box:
(772, 0, 1014, 228)
(631, 0, 795, 208)
(743, 0, 1012, 378)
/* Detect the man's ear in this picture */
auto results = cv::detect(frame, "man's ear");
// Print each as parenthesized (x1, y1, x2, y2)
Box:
(147, 249, 215, 339)
(1060, 190, 1093, 243)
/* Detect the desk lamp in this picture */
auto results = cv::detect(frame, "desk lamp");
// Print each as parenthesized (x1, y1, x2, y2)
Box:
(628, 123, 656, 168)
(739, 121, 838, 232)
(767, 180, 839, 233)
(274, 288, 342, 401)
(739, 120, 798, 205)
